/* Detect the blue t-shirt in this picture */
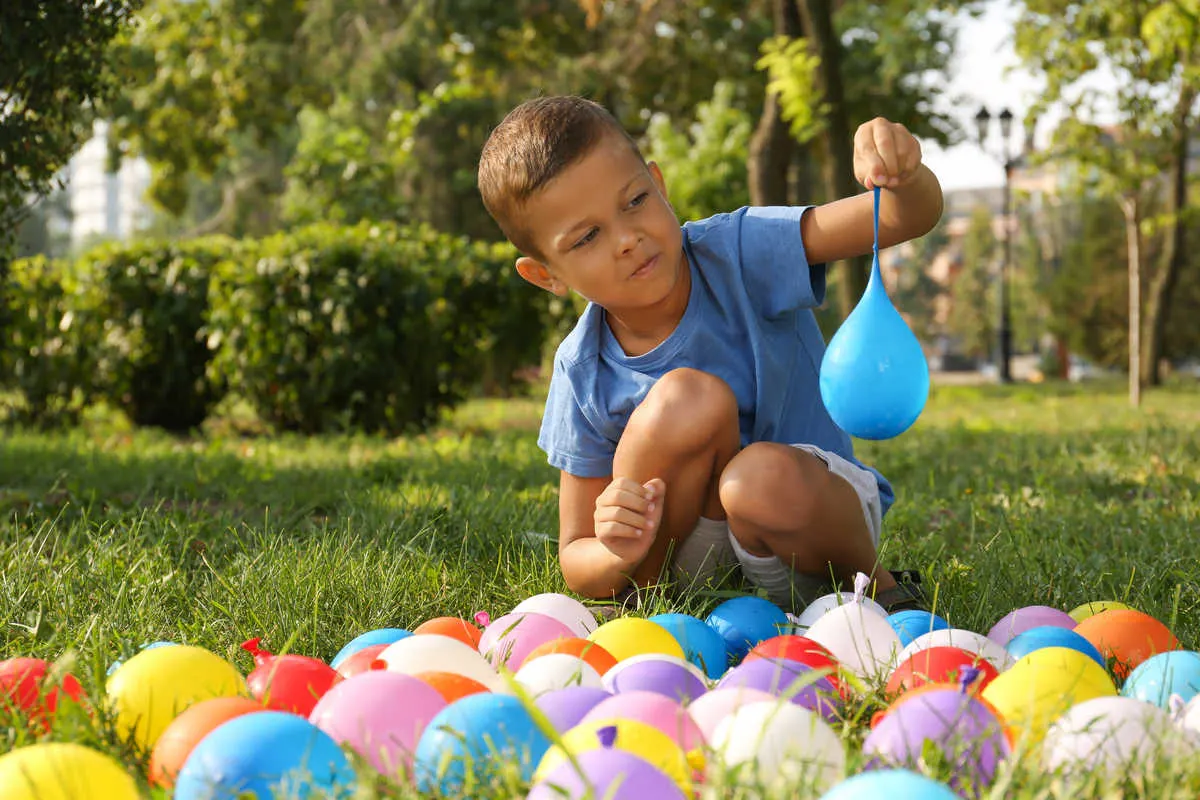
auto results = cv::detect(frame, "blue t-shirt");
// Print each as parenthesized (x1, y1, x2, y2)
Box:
(537, 205, 895, 515)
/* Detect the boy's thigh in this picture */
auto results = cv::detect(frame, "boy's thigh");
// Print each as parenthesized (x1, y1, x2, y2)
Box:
(789, 443, 883, 547)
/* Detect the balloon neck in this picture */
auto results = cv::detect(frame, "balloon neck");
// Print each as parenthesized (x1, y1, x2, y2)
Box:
(867, 251, 883, 290)
(597, 725, 618, 749)
(852, 572, 871, 604)
(958, 666, 982, 693)
(240, 638, 274, 667)
(474, 611, 491, 628)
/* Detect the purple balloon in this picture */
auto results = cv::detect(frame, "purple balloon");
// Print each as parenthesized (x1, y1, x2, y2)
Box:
(863, 688, 1010, 798)
(605, 660, 707, 704)
(716, 657, 840, 722)
(986, 605, 1075, 645)
(535, 686, 612, 733)
(527, 747, 686, 800)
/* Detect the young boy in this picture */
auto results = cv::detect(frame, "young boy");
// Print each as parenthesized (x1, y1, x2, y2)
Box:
(477, 96, 943, 613)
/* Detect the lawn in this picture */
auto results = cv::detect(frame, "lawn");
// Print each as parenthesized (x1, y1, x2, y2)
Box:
(1, 379, 1198, 797)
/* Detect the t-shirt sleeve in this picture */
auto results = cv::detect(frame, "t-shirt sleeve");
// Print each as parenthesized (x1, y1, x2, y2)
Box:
(737, 205, 826, 317)
(537, 361, 615, 478)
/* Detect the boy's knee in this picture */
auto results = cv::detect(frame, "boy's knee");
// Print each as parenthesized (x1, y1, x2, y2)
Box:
(719, 443, 821, 527)
(627, 368, 737, 445)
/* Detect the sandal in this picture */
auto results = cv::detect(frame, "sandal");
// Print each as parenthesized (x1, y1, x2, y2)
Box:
(876, 570, 929, 613)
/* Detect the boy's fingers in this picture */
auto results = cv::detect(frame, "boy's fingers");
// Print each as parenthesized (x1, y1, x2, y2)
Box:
(872, 124, 900, 183)
(596, 505, 651, 530)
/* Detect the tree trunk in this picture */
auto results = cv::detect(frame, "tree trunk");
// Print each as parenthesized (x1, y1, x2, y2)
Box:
(798, 0, 867, 318)
(748, 0, 802, 207)
(1142, 84, 1196, 386)
(1121, 195, 1142, 408)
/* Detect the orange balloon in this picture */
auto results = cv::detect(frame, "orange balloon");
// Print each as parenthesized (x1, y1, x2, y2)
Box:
(413, 671, 491, 703)
(335, 644, 390, 679)
(523, 637, 618, 676)
(413, 617, 483, 648)
(149, 696, 264, 788)
(1073, 609, 1179, 679)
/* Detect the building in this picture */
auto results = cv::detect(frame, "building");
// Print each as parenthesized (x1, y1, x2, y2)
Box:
(65, 120, 152, 250)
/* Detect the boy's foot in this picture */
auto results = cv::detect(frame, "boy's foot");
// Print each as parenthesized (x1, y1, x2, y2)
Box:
(876, 569, 928, 613)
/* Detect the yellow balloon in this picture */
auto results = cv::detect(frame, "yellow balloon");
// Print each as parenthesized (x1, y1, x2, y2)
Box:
(1068, 600, 1133, 623)
(536, 718, 695, 797)
(981, 646, 1117, 745)
(106, 644, 247, 751)
(0, 743, 139, 800)
(587, 618, 685, 663)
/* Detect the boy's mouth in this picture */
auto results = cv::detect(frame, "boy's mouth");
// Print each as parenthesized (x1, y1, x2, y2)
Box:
(630, 253, 659, 279)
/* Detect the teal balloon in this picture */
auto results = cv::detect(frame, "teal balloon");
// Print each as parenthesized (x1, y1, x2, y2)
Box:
(887, 610, 949, 648)
(819, 769, 958, 799)
(650, 613, 729, 679)
(819, 189, 929, 441)
(1005, 626, 1106, 668)
(1121, 650, 1200, 708)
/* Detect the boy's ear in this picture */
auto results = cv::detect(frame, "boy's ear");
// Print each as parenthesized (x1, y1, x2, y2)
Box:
(515, 256, 569, 296)
(648, 160, 668, 198)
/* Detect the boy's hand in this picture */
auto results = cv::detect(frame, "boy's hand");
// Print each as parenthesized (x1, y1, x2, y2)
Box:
(594, 477, 665, 566)
(854, 117, 923, 190)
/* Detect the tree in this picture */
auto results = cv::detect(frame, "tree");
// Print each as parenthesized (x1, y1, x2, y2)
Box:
(0, 0, 142, 253)
(1014, 0, 1200, 403)
(948, 207, 998, 360)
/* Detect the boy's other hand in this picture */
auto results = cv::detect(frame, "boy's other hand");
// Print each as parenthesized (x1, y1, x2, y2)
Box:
(854, 117, 923, 190)
(594, 477, 664, 565)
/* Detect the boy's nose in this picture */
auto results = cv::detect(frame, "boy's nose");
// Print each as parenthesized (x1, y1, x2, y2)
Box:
(615, 225, 641, 256)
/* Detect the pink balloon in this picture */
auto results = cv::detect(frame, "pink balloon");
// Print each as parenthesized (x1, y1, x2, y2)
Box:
(477, 612, 575, 670)
(987, 605, 1076, 645)
(582, 690, 707, 752)
(687, 687, 776, 741)
(308, 670, 446, 776)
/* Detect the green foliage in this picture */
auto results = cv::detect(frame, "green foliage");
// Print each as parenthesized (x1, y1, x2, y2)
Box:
(80, 238, 234, 431)
(643, 81, 754, 222)
(889, 218, 949, 343)
(757, 36, 826, 143)
(1, 257, 99, 426)
(948, 207, 998, 360)
(205, 223, 548, 435)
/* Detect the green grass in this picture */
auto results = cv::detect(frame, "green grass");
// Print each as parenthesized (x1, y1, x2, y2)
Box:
(2, 380, 1199, 797)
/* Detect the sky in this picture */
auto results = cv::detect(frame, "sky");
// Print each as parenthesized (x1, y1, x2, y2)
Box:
(919, 0, 1049, 192)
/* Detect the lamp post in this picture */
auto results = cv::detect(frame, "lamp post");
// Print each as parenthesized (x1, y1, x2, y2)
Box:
(973, 106, 1016, 384)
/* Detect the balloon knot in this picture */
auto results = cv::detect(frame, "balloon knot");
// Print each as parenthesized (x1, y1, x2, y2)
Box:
(596, 725, 618, 749)
(852, 572, 871, 604)
(240, 637, 272, 665)
(474, 611, 491, 627)
(958, 666, 982, 693)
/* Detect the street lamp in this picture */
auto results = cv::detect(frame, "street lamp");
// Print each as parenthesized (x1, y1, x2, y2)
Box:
(974, 105, 1017, 384)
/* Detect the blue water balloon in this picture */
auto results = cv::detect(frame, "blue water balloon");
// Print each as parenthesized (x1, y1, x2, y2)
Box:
(1005, 625, 1106, 668)
(329, 628, 412, 669)
(650, 613, 730, 680)
(1121, 650, 1200, 708)
(887, 610, 950, 648)
(819, 187, 930, 440)
(173, 710, 354, 799)
(704, 596, 789, 663)
(818, 768, 959, 800)
(106, 640, 176, 676)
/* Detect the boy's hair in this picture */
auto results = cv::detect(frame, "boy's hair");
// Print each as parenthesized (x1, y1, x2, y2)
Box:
(478, 96, 644, 258)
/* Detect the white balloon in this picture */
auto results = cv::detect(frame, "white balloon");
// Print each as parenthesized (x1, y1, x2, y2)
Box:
(512, 593, 597, 638)
(897, 628, 1016, 672)
(601, 653, 710, 693)
(376, 634, 507, 693)
(688, 687, 777, 741)
(804, 603, 902, 684)
(1044, 696, 1196, 776)
(514, 653, 602, 696)
(710, 700, 845, 793)
(792, 591, 887, 631)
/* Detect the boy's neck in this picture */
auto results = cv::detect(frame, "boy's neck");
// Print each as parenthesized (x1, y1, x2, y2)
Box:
(604, 248, 691, 357)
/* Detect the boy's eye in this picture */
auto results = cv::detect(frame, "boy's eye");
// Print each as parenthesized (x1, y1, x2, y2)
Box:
(572, 228, 598, 249)
(629, 191, 649, 208)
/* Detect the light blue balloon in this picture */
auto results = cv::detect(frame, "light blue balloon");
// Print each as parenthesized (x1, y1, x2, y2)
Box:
(174, 711, 354, 799)
(887, 610, 950, 648)
(819, 189, 929, 440)
(1121, 650, 1200, 708)
(106, 640, 176, 676)
(413, 693, 549, 795)
(329, 628, 412, 669)
(1005, 625, 1106, 668)
(705, 596, 789, 663)
(650, 612, 730, 680)
(819, 769, 959, 799)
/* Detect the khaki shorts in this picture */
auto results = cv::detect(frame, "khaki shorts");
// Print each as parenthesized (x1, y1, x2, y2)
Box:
(670, 443, 884, 604)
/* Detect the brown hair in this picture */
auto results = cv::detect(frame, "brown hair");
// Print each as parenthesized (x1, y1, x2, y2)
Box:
(478, 96, 643, 258)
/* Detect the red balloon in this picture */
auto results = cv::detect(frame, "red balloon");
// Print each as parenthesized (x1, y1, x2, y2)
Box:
(0, 657, 85, 730)
(334, 643, 389, 680)
(241, 638, 341, 717)
(745, 635, 844, 694)
(886, 646, 999, 697)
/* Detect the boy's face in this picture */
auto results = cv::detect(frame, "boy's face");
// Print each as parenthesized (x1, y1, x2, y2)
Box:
(513, 133, 684, 315)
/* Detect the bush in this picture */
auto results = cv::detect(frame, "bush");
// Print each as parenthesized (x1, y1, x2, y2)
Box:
(1, 255, 99, 426)
(81, 237, 234, 431)
(205, 222, 551, 434)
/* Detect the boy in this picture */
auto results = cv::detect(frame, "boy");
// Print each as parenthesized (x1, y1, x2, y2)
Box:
(477, 96, 943, 613)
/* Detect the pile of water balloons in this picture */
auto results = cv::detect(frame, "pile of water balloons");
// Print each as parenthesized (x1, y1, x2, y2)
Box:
(2, 576, 1198, 799)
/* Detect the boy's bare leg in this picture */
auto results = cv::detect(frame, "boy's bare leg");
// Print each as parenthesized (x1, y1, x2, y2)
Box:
(718, 442, 897, 593)
(612, 368, 741, 587)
